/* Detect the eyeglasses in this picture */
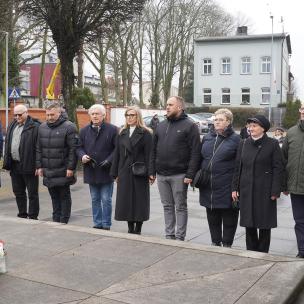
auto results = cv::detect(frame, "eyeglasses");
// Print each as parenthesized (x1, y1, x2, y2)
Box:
(125, 114, 137, 118)
(14, 112, 26, 117)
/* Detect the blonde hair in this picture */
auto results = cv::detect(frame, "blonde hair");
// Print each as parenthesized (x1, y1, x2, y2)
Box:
(121, 106, 152, 133)
(214, 108, 233, 124)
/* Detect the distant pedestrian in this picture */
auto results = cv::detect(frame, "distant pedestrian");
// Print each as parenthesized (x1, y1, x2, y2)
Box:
(282, 104, 304, 258)
(77, 104, 117, 230)
(273, 127, 285, 148)
(111, 106, 152, 235)
(240, 122, 250, 139)
(36, 102, 78, 224)
(232, 115, 283, 253)
(149, 96, 201, 241)
(149, 113, 159, 131)
(3, 104, 40, 219)
(199, 109, 240, 247)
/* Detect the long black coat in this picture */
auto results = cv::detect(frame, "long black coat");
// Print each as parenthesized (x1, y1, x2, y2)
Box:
(232, 135, 283, 229)
(110, 127, 152, 221)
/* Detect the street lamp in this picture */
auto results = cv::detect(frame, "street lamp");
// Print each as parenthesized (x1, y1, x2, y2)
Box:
(0, 31, 8, 131)
(269, 15, 274, 122)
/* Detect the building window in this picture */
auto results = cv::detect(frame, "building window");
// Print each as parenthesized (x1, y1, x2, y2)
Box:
(221, 88, 230, 104)
(241, 57, 251, 74)
(241, 88, 250, 104)
(221, 58, 231, 74)
(261, 87, 270, 104)
(203, 88, 211, 104)
(261, 56, 271, 73)
(202, 58, 212, 75)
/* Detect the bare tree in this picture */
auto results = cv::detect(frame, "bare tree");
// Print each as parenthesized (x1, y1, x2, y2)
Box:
(23, 0, 146, 122)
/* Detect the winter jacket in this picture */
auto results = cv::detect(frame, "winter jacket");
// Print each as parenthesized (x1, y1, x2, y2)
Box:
(282, 121, 304, 194)
(36, 116, 78, 188)
(232, 135, 284, 229)
(77, 122, 117, 184)
(149, 112, 201, 179)
(3, 116, 40, 174)
(199, 126, 240, 209)
(110, 127, 152, 221)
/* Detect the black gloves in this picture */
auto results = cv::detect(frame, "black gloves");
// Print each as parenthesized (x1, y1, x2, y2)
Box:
(98, 160, 111, 168)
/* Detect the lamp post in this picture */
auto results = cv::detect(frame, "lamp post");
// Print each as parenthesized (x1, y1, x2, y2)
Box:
(0, 31, 8, 131)
(269, 15, 274, 122)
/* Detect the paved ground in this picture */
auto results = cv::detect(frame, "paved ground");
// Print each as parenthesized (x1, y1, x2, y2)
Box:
(1, 170, 303, 304)
(0, 171, 298, 257)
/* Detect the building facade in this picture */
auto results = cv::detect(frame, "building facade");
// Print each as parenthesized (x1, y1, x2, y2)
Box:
(194, 29, 292, 109)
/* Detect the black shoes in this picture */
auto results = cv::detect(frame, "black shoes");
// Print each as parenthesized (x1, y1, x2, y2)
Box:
(296, 253, 304, 258)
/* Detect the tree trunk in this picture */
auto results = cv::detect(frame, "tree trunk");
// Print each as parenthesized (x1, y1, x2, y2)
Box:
(98, 39, 109, 103)
(76, 42, 84, 88)
(38, 27, 48, 107)
(59, 51, 76, 123)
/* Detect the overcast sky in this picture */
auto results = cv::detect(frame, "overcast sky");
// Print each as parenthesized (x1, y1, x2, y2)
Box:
(216, 0, 303, 100)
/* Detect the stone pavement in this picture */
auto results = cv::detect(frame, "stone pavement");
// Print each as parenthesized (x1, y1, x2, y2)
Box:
(0, 171, 304, 304)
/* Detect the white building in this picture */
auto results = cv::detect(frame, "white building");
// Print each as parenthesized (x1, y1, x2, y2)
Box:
(194, 27, 292, 109)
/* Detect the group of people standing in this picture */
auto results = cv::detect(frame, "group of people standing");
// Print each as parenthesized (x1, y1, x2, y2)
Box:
(2, 97, 304, 258)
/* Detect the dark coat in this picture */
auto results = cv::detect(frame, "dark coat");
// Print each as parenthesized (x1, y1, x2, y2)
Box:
(232, 135, 284, 229)
(36, 116, 78, 188)
(240, 127, 250, 139)
(0, 122, 3, 158)
(110, 127, 152, 221)
(3, 116, 40, 174)
(77, 122, 118, 184)
(149, 112, 201, 178)
(199, 126, 240, 209)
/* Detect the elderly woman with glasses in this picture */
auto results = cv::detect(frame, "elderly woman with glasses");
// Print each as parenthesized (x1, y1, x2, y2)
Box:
(199, 108, 240, 247)
(110, 106, 153, 234)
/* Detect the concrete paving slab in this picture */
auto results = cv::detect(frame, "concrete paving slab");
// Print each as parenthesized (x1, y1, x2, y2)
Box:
(79, 297, 127, 304)
(0, 275, 89, 304)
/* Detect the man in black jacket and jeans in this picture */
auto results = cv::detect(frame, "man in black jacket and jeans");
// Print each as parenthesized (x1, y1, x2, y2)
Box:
(36, 102, 78, 224)
(3, 104, 40, 219)
(149, 96, 201, 241)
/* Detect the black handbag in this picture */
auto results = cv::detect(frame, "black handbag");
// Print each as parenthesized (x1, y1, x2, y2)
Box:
(192, 139, 225, 189)
(131, 162, 147, 176)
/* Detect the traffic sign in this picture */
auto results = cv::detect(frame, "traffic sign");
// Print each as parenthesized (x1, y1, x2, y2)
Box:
(8, 87, 21, 99)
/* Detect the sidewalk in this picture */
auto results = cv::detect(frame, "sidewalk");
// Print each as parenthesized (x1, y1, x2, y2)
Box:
(0, 171, 303, 304)
(0, 171, 298, 257)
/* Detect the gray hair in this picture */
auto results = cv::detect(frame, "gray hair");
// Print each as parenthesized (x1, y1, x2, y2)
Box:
(45, 101, 61, 111)
(88, 104, 106, 116)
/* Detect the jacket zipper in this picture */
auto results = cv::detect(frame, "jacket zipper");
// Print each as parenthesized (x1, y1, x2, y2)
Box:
(210, 135, 218, 210)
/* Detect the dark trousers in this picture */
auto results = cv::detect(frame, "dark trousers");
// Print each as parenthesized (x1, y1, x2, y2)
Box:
(10, 164, 39, 219)
(48, 185, 72, 224)
(245, 228, 271, 253)
(206, 208, 239, 246)
(290, 194, 304, 255)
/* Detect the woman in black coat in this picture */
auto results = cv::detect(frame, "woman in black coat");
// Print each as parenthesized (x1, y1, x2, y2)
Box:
(232, 115, 284, 253)
(199, 108, 240, 247)
(110, 106, 152, 234)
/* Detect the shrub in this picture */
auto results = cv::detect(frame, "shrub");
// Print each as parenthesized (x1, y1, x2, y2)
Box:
(283, 99, 301, 129)
(73, 87, 96, 109)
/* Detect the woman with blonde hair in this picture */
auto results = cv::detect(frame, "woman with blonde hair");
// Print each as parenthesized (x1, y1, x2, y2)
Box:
(110, 106, 152, 234)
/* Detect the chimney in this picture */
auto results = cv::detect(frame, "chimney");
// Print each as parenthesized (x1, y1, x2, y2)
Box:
(236, 26, 248, 36)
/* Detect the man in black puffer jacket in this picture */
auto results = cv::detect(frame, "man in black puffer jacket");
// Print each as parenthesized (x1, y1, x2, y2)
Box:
(149, 96, 201, 241)
(3, 104, 40, 219)
(36, 102, 78, 224)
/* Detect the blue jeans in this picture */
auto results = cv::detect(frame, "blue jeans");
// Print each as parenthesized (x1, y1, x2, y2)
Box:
(89, 183, 114, 228)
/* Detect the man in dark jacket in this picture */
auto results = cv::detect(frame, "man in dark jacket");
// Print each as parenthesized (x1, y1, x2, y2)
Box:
(77, 104, 117, 230)
(282, 104, 304, 258)
(36, 102, 78, 224)
(3, 104, 40, 219)
(149, 96, 201, 241)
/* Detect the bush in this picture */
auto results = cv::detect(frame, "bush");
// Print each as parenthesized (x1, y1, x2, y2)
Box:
(283, 99, 301, 129)
(73, 87, 96, 109)
(185, 106, 263, 128)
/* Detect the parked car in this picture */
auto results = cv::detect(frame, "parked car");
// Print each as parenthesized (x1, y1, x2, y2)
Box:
(194, 112, 215, 127)
(187, 113, 209, 134)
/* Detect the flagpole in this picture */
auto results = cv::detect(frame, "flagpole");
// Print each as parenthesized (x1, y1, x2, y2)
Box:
(269, 15, 274, 122)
